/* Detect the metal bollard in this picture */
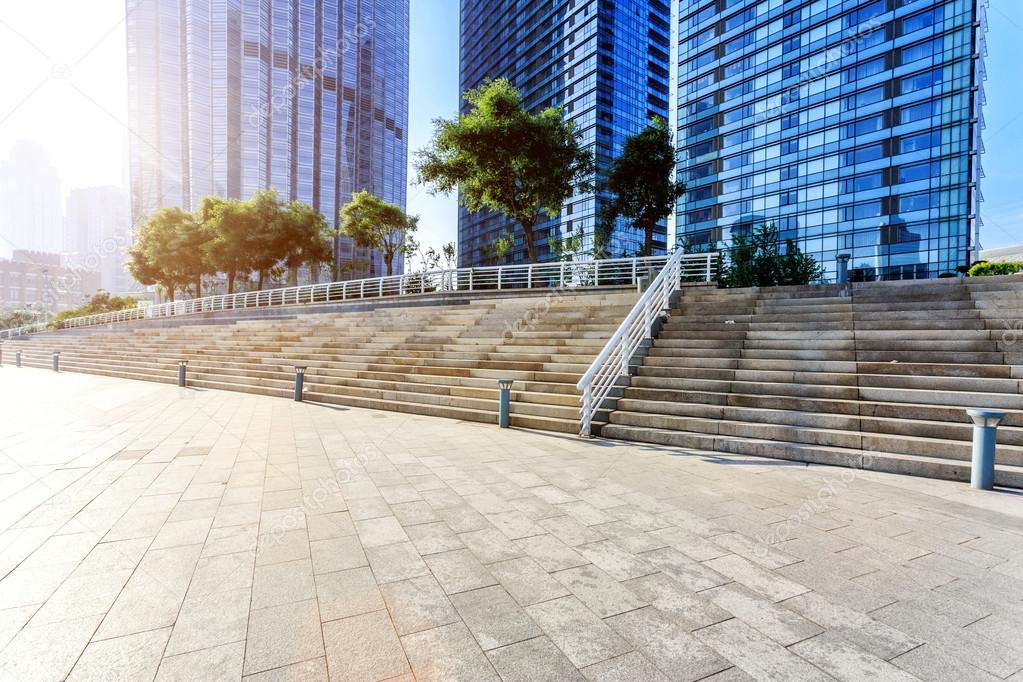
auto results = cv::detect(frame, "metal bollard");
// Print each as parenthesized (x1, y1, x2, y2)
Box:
(15, 350, 21, 367)
(967, 409, 1005, 490)
(836, 254, 851, 284)
(497, 378, 513, 428)
(52, 352, 60, 372)
(178, 360, 188, 387)
(294, 366, 307, 401)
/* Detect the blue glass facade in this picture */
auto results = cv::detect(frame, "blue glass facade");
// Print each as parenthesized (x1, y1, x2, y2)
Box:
(677, 0, 986, 281)
(458, 0, 673, 267)
(127, 0, 409, 279)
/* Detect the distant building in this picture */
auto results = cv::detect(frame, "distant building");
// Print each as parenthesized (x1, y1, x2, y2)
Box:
(458, 0, 674, 266)
(126, 0, 410, 280)
(676, 0, 987, 281)
(64, 186, 136, 295)
(0, 251, 101, 313)
(0, 141, 63, 259)
(980, 245, 1023, 263)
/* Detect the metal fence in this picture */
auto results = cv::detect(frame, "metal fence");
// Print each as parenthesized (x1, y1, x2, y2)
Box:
(0, 253, 719, 339)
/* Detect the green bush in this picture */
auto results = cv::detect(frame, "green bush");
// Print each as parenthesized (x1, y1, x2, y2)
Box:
(720, 223, 824, 288)
(48, 292, 139, 330)
(967, 261, 1023, 277)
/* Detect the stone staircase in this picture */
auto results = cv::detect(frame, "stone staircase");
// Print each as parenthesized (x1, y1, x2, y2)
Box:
(602, 276, 1023, 487)
(3, 289, 638, 433)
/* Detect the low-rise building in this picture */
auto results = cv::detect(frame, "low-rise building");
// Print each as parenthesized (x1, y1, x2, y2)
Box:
(0, 250, 101, 312)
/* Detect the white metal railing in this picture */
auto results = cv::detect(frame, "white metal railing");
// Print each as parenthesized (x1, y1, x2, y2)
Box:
(0, 254, 692, 340)
(577, 250, 720, 436)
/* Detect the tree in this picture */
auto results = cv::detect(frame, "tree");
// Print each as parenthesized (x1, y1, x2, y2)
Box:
(416, 78, 594, 263)
(441, 242, 456, 269)
(339, 190, 418, 277)
(201, 197, 258, 295)
(248, 189, 288, 290)
(602, 117, 685, 257)
(127, 207, 209, 301)
(277, 200, 333, 286)
(480, 230, 514, 266)
(720, 223, 823, 288)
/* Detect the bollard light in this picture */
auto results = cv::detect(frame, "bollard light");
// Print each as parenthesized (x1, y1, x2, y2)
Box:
(836, 254, 851, 284)
(52, 352, 60, 372)
(497, 378, 513, 428)
(178, 360, 188, 387)
(15, 350, 21, 367)
(966, 408, 1005, 490)
(294, 366, 307, 402)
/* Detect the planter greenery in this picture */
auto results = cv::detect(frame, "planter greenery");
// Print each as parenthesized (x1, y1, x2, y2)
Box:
(967, 261, 1023, 277)
(719, 223, 824, 288)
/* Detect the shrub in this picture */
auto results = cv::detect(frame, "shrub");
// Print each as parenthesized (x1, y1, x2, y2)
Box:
(967, 261, 1023, 277)
(48, 292, 139, 330)
(720, 223, 823, 288)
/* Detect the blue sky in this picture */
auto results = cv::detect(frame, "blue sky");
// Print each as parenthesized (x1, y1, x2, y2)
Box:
(407, 0, 1023, 257)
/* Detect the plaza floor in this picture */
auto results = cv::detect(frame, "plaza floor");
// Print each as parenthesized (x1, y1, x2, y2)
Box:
(0, 368, 1021, 681)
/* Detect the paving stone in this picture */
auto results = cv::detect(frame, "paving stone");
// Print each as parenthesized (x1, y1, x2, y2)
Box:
(703, 553, 810, 602)
(790, 631, 920, 681)
(322, 609, 410, 682)
(516, 534, 589, 572)
(558, 501, 614, 526)
(525, 596, 632, 668)
(379, 575, 460, 635)
(489, 556, 571, 606)
(355, 515, 410, 548)
(187, 549, 255, 598)
(487, 635, 585, 681)
(580, 651, 671, 682)
(553, 564, 647, 618)
(607, 606, 731, 681)
(643, 547, 730, 592)
(0, 614, 102, 681)
(306, 511, 356, 540)
(539, 515, 606, 546)
(693, 618, 832, 681)
(710, 532, 802, 570)
(424, 548, 497, 594)
(890, 642, 1001, 682)
(780, 591, 920, 660)
(67, 626, 170, 681)
(702, 583, 823, 646)
(458, 527, 523, 563)
(252, 558, 316, 609)
(202, 523, 259, 557)
(401, 622, 501, 681)
(449, 585, 540, 650)
(406, 521, 464, 555)
(486, 510, 545, 540)
(650, 526, 731, 562)
(593, 520, 668, 554)
(156, 641, 246, 681)
(166, 587, 250, 655)
(390, 500, 441, 526)
(315, 566, 384, 621)
(309, 536, 367, 574)
(150, 517, 214, 550)
(365, 541, 430, 583)
(622, 572, 732, 631)
(435, 505, 491, 533)
(241, 656, 328, 681)
(243, 599, 324, 676)
(29, 567, 133, 624)
(577, 540, 658, 580)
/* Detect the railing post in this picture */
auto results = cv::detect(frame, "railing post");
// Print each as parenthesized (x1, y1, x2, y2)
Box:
(469, 269, 474, 291)
(706, 253, 712, 281)
(497, 267, 502, 290)
(631, 258, 638, 285)
(379, 279, 383, 297)
(560, 262, 565, 287)
(594, 260, 600, 287)
(581, 388, 592, 437)
(527, 264, 533, 289)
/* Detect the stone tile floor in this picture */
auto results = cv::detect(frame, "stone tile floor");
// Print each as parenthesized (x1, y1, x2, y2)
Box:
(0, 368, 1021, 681)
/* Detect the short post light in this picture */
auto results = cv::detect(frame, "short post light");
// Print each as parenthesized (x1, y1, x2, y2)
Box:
(836, 254, 851, 284)
(967, 409, 1005, 490)
(497, 378, 513, 428)
(15, 350, 21, 367)
(294, 365, 307, 402)
(177, 360, 188, 387)
(52, 352, 60, 372)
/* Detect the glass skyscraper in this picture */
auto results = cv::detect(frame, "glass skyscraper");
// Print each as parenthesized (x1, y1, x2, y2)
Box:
(677, 0, 986, 281)
(126, 0, 409, 279)
(458, 0, 673, 267)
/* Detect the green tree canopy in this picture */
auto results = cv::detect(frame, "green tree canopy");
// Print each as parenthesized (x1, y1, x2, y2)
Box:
(339, 190, 418, 277)
(601, 117, 685, 257)
(415, 78, 593, 263)
(278, 200, 334, 285)
(201, 197, 260, 294)
(127, 207, 212, 301)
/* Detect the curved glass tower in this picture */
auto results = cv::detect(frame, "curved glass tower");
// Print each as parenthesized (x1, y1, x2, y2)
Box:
(676, 0, 986, 281)
(126, 0, 409, 279)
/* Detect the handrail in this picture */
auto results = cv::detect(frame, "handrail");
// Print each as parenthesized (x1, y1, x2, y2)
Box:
(0, 253, 679, 339)
(576, 250, 719, 436)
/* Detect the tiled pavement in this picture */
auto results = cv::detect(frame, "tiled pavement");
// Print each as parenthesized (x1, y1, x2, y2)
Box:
(0, 369, 1022, 681)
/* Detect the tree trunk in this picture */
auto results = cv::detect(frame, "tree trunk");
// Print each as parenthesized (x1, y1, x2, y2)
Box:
(643, 218, 656, 257)
(521, 220, 538, 263)
(227, 272, 236, 295)
(289, 265, 299, 287)
(195, 277, 202, 299)
(166, 285, 175, 303)
(384, 253, 394, 277)
(257, 270, 265, 290)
